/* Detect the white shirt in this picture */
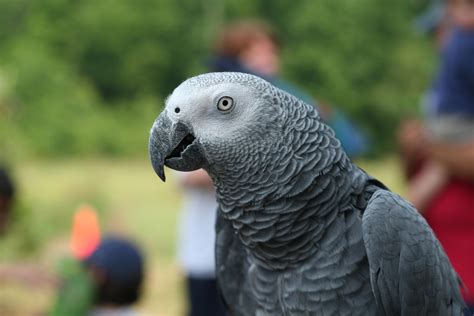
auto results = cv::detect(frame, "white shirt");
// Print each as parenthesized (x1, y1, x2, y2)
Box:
(175, 172, 218, 278)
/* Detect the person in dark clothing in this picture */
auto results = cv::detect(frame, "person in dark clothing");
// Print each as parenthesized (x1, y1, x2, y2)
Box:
(0, 166, 15, 235)
(187, 278, 225, 316)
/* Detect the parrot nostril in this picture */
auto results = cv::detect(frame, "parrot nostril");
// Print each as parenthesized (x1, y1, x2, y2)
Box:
(174, 107, 181, 114)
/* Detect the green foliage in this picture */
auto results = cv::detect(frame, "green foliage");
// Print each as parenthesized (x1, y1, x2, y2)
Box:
(49, 257, 94, 316)
(0, 0, 435, 157)
(281, 0, 435, 152)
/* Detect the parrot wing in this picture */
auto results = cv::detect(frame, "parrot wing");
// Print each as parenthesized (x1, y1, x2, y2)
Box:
(361, 189, 465, 315)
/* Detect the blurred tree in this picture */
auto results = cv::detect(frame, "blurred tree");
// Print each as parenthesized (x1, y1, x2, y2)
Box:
(0, 0, 436, 156)
(280, 0, 435, 152)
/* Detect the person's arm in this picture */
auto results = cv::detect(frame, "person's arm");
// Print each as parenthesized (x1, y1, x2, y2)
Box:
(179, 169, 214, 189)
(397, 119, 430, 177)
(429, 140, 474, 180)
(407, 161, 448, 213)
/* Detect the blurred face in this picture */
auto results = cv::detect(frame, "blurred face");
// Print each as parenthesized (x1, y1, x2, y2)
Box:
(448, 0, 474, 29)
(434, 21, 453, 49)
(240, 34, 280, 77)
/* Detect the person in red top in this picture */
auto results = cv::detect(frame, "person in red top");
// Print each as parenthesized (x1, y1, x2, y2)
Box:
(398, 1, 474, 313)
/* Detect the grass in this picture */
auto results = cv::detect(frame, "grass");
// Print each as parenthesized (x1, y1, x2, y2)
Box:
(0, 156, 406, 316)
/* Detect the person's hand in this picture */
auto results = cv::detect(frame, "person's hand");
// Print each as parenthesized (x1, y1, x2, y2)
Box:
(427, 139, 474, 180)
(397, 119, 429, 163)
(407, 161, 448, 213)
(0, 263, 58, 286)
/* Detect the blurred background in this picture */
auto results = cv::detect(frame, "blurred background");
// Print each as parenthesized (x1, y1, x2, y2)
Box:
(1, 0, 471, 315)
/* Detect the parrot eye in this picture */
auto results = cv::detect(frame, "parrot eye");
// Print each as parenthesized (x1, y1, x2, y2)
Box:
(217, 96, 234, 112)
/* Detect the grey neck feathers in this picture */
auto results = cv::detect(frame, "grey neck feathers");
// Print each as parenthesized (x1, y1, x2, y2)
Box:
(208, 87, 368, 270)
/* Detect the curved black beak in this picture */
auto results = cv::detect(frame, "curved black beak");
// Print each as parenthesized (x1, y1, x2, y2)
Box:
(149, 113, 173, 181)
(149, 112, 204, 182)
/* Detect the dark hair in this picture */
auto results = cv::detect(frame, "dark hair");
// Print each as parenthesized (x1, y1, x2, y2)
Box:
(85, 237, 144, 306)
(0, 167, 15, 200)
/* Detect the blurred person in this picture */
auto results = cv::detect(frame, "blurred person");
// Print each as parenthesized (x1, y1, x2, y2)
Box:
(0, 165, 15, 235)
(85, 236, 145, 316)
(210, 20, 368, 158)
(398, 1, 474, 312)
(52, 236, 145, 316)
(0, 165, 54, 286)
(448, 0, 474, 29)
(400, 2, 474, 220)
(52, 216, 144, 316)
(400, 2, 452, 212)
(176, 169, 226, 316)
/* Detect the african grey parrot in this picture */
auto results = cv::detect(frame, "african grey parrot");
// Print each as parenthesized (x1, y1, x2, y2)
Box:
(149, 72, 466, 315)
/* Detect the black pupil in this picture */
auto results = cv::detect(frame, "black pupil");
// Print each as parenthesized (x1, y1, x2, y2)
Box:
(222, 100, 228, 106)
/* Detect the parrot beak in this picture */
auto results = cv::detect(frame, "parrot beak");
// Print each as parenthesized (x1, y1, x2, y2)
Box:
(149, 112, 205, 182)
(149, 113, 171, 182)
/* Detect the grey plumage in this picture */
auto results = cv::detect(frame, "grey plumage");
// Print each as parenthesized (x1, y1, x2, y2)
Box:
(149, 72, 466, 315)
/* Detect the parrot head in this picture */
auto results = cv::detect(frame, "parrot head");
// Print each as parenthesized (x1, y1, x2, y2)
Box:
(149, 72, 284, 182)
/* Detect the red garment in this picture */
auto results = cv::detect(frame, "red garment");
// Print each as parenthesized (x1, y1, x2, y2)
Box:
(424, 179, 474, 304)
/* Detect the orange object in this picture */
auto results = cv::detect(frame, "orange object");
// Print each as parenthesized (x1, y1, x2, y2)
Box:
(70, 205, 101, 259)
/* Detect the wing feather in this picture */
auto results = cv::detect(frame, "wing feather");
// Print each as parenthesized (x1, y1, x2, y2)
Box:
(362, 189, 465, 315)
